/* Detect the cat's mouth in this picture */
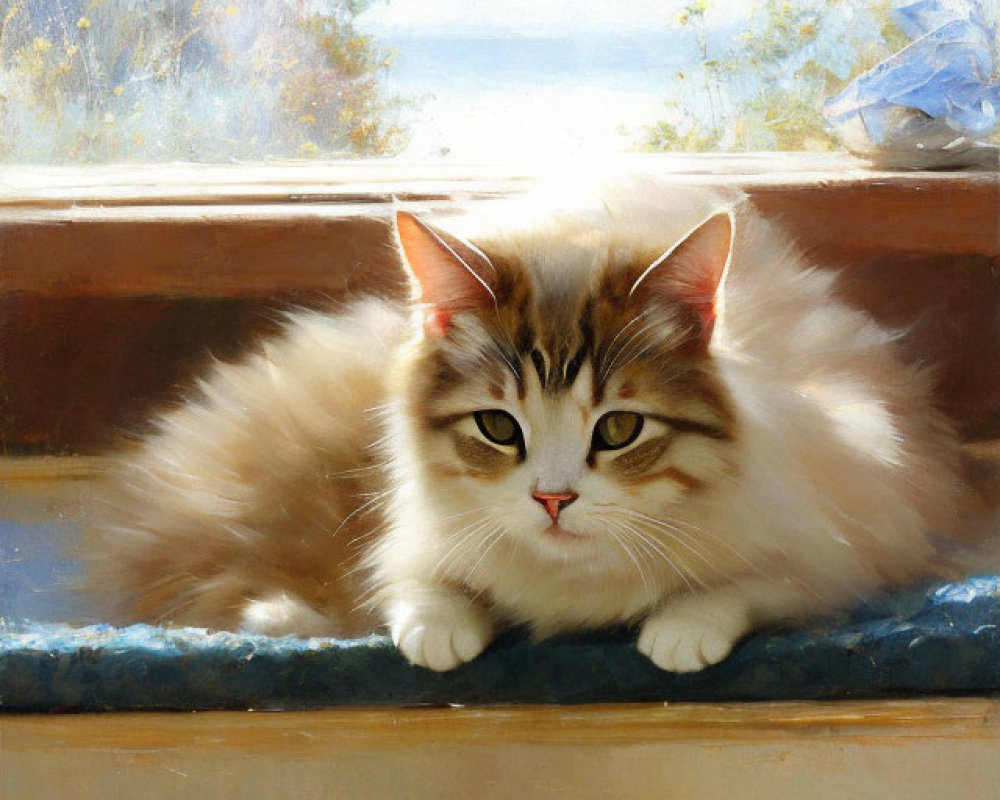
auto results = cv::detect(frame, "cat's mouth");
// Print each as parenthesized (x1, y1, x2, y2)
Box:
(544, 524, 589, 541)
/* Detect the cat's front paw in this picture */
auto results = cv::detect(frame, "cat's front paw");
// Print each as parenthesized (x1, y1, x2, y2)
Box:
(637, 595, 751, 673)
(387, 588, 494, 672)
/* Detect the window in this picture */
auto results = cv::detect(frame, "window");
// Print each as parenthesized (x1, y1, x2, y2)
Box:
(2, 0, 995, 164)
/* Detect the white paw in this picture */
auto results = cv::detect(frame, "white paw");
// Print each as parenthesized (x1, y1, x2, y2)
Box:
(637, 598, 750, 673)
(387, 590, 494, 672)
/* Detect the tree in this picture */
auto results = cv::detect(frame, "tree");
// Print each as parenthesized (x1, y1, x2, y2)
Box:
(0, 0, 407, 162)
(642, 0, 907, 152)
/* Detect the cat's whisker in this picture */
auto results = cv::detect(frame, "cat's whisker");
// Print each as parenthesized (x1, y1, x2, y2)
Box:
(351, 580, 385, 616)
(606, 507, 757, 582)
(600, 314, 660, 381)
(596, 510, 732, 585)
(606, 516, 697, 585)
(330, 489, 393, 538)
(466, 536, 518, 606)
(491, 335, 522, 379)
(633, 527, 707, 594)
(606, 516, 691, 582)
(464, 524, 508, 584)
(604, 517, 695, 595)
(606, 310, 650, 353)
(319, 463, 384, 480)
(430, 518, 498, 580)
(602, 520, 655, 599)
(436, 504, 504, 525)
(600, 310, 652, 381)
(416, 500, 506, 576)
(364, 401, 400, 416)
(600, 503, 759, 575)
(606, 316, 674, 377)
(631, 523, 715, 591)
(489, 308, 522, 371)
(430, 509, 514, 582)
(649, 517, 762, 576)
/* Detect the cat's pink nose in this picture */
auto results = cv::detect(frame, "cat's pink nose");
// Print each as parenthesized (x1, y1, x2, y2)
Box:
(532, 491, 578, 522)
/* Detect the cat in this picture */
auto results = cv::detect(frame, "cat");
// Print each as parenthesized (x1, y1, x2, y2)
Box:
(89, 178, 962, 673)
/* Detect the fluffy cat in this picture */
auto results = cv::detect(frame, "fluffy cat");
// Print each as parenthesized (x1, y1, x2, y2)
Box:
(90, 179, 962, 673)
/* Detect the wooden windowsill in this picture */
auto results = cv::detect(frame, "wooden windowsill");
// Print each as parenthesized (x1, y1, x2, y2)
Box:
(0, 152, 996, 209)
(0, 153, 995, 300)
(5, 699, 1000, 798)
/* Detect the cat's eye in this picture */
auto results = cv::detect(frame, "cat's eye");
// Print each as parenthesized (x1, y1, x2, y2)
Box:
(474, 410, 521, 447)
(593, 411, 644, 451)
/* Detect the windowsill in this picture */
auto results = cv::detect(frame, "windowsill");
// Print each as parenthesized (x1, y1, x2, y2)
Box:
(0, 152, 996, 211)
(1, 155, 999, 743)
(1, 152, 995, 305)
(7, 698, 1000, 796)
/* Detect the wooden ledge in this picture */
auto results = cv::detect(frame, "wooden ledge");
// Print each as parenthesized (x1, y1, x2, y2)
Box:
(0, 155, 995, 299)
(0, 153, 995, 209)
(5, 699, 1000, 751)
(5, 700, 1000, 798)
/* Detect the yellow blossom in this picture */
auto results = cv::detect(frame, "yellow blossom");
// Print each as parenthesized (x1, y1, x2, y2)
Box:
(113, 85, 124, 97)
(191, 0, 202, 18)
(33, 38, 52, 52)
(299, 113, 316, 125)
(224, 4, 238, 17)
(77, 16, 91, 29)
(65, 45, 78, 57)
(134, 134, 144, 146)
(299, 141, 319, 156)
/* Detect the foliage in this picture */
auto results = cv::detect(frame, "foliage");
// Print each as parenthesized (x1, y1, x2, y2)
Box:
(642, 0, 907, 152)
(0, 0, 407, 162)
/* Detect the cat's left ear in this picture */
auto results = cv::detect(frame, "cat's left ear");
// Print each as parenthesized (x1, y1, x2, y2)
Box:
(395, 210, 496, 336)
(629, 209, 734, 347)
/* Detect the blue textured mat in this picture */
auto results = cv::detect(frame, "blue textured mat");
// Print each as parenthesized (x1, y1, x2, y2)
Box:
(2, 577, 1000, 711)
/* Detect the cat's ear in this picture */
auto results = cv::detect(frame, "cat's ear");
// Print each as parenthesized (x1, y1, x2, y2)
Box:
(630, 209, 733, 346)
(395, 210, 496, 336)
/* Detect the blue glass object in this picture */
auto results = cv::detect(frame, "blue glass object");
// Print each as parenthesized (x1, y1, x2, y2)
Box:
(824, 0, 999, 167)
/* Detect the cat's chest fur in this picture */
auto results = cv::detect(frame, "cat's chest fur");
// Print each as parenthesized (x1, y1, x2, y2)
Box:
(453, 546, 666, 636)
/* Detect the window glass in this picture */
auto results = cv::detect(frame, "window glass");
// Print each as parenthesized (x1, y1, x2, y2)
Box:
(0, 0, 994, 164)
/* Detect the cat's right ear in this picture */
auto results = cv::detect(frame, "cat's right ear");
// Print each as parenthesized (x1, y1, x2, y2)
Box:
(395, 211, 496, 336)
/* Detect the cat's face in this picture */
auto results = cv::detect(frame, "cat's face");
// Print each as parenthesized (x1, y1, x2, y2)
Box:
(394, 205, 738, 581)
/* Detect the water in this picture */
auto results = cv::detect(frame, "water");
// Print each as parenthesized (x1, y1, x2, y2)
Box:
(373, 31, 717, 161)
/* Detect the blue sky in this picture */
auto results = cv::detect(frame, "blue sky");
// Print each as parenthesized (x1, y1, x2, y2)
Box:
(355, 0, 741, 37)
(355, 1, 750, 161)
